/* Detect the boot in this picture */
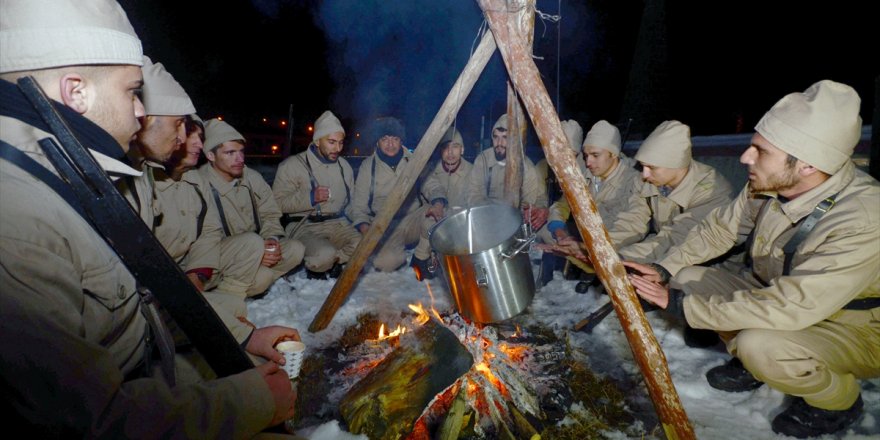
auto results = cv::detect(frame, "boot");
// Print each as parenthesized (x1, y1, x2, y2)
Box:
(771, 395, 863, 438)
(410, 255, 436, 281)
(327, 263, 344, 279)
(705, 357, 763, 392)
(306, 269, 328, 280)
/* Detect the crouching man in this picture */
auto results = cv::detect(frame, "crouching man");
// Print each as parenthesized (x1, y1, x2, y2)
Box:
(625, 80, 879, 438)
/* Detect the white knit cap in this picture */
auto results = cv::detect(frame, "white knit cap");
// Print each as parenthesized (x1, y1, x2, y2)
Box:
(141, 56, 195, 117)
(439, 126, 464, 149)
(755, 80, 862, 174)
(493, 114, 508, 131)
(204, 119, 245, 155)
(634, 120, 692, 169)
(583, 120, 622, 155)
(0, 0, 142, 74)
(561, 120, 584, 154)
(313, 110, 345, 143)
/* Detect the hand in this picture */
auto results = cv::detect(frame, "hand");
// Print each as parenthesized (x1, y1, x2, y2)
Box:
(256, 362, 296, 426)
(553, 228, 570, 242)
(246, 325, 301, 363)
(628, 273, 670, 309)
(525, 205, 549, 230)
(313, 186, 331, 204)
(186, 272, 205, 292)
(621, 261, 662, 283)
(425, 202, 445, 221)
(357, 223, 370, 235)
(535, 239, 590, 263)
(261, 239, 282, 268)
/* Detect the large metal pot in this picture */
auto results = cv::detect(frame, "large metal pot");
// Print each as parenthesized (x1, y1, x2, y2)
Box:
(430, 204, 535, 323)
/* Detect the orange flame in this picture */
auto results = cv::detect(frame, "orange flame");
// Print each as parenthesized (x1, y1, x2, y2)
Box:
(408, 303, 430, 326)
(423, 283, 444, 321)
(475, 361, 509, 398)
(376, 323, 406, 341)
(498, 343, 528, 363)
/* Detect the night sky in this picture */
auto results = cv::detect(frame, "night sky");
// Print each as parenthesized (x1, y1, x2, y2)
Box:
(119, 0, 877, 154)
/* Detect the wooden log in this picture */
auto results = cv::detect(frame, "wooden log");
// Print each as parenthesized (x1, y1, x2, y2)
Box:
(502, 0, 534, 208)
(476, 1, 695, 439)
(308, 30, 498, 332)
(508, 401, 541, 440)
(340, 320, 474, 440)
(436, 386, 467, 440)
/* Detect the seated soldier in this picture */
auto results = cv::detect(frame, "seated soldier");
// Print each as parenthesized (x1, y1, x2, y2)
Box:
(414, 126, 474, 278)
(625, 80, 879, 438)
(351, 116, 434, 274)
(273, 110, 360, 279)
(197, 118, 304, 297)
(466, 113, 549, 232)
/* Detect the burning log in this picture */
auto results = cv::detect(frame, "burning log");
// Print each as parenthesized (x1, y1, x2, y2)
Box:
(436, 387, 467, 440)
(340, 319, 474, 440)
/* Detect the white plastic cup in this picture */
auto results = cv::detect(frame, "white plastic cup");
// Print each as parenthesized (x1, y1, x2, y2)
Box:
(275, 340, 306, 380)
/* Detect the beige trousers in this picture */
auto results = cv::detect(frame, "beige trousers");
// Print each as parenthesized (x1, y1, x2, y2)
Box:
(212, 232, 304, 297)
(288, 218, 361, 273)
(674, 266, 880, 410)
(374, 206, 436, 272)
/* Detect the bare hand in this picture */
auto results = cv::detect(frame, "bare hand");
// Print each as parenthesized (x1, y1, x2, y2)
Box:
(621, 261, 662, 283)
(357, 223, 370, 235)
(525, 205, 549, 230)
(313, 186, 331, 204)
(261, 239, 282, 268)
(186, 272, 205, 292)
(553, 228, 570, 242)
(535, 239, 590, 263)
(628, 274, 670, 309)
(246, 325, 301, 363)
(256, 362, 296, 426)
(425, 202, 445, 221)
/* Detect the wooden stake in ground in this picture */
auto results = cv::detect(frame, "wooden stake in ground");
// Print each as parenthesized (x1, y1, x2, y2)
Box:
(477, 1, 695, 438)
(308, 31, 498, 332)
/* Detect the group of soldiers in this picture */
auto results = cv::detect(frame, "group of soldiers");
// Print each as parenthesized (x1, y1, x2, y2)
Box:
(1, 0, 877, 438)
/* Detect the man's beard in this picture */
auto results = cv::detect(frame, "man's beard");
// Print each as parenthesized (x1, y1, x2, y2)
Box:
(494, 147, 506, 162)
(751, 166, 799, 193)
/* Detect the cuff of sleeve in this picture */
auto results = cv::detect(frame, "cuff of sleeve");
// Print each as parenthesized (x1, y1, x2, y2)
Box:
(186, 268, 214, 282)
(665, 288, 686, 320)
(547, 221, 566, 235)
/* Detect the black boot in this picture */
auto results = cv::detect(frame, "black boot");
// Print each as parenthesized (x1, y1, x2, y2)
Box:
(771, 395, 863, 438)
(410, 255, 436, 281)
(327, 263, 344, 279)
(306, 269, 328, 280)
(684, 324, 721, 348)
(705, 357, 764, 392)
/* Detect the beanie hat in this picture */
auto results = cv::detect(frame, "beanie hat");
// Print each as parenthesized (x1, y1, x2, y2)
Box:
(493, 114, 508, 131)
(0, 0, 142, 73)
(313, 110, 345, 143)
(634, 120, 692, 169)
(141, 56, 195, 116)
(583, 120, 621, 155)
(203, 119, 245, 155)
(439, 126, 464, 149)
(561, 120, 584, 154)
(755, 80, 862, 174)
(370, 116, 406, 144)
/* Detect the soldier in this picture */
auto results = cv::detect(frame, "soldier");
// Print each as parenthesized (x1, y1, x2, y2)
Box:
(273, 110, 360, 279)
(466, 114, 548, 231)
(0, 0, 296, 435)
(198, 118, 305, 296)
(626, 80, 879, 438)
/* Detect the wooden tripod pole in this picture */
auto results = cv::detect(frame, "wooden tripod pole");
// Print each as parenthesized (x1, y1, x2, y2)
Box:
(309, 31, 498, 332)
(502, 0, 534, 207)
(478, 1, 695, 438)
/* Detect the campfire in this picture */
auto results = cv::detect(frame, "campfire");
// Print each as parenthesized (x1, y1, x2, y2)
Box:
(293, 283, 636, 439)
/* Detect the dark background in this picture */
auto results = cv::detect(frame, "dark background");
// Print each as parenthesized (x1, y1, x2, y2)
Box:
(119, 0, 877, 157)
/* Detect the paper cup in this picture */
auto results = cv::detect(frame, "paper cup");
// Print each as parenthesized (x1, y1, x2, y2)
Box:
(275, 340, 305, 379)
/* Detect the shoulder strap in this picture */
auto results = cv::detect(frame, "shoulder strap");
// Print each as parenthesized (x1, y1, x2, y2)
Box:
(190, 184, 209, 237)
(368, 156, 377, 217)
(209, 183, 232, 236)
(782, 193, 839, 275)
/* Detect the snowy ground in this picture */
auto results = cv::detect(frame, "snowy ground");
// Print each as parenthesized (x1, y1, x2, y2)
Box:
(249, 251, 880, 440)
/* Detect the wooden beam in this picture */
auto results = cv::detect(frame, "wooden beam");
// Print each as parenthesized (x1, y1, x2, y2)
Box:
(502, 0, 534, 207)
(308, 31, 498, 332)
(477, 1, 695, 438)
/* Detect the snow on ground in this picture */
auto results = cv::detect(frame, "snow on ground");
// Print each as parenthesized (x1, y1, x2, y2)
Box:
(249, 251, 880, 440)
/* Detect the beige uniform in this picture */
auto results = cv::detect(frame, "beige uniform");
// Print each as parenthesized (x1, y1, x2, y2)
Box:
(616, 160, 734, 262)
(273, 146, 361, 272)
(351, 149, 426, 271)
(197, 165, 304, 296)
(417, 158, 474, 258)
(547, 155, 642, 247)
(0, 114, 273, 437)
(659, 161, 880, 411)
(466, 148, 548, 209)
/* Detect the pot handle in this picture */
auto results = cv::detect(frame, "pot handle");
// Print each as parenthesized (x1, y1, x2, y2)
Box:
(500, 234, 536, 261)
(475, 263, 490, 287)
